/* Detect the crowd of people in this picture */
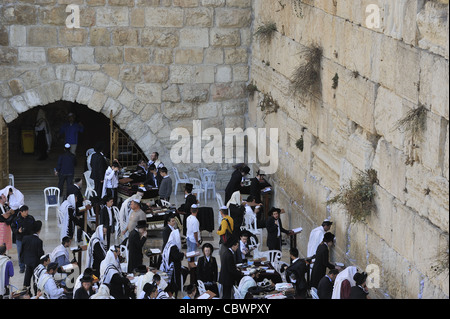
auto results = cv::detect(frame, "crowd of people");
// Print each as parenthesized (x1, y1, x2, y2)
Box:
(0, 117, 371, 300)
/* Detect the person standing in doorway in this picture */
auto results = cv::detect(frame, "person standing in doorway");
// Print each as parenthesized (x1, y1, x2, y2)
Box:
(59, 112, 84, 155)
(34, 109, 52, 161)
(55, 143, 76, 198)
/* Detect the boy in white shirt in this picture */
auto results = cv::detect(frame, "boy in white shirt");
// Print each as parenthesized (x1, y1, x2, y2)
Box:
(186, 204, 201, 261)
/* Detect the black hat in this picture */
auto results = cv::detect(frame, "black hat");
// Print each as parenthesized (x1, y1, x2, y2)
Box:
(134, 265, 148, 275)
(202, 242, 214, 253)
(353, 272, 368, 285)
(323, 232, 335, 243)
(185, 183, 193, 193)
(81, 274, 93, 283)
(136, 220, 147, 229)
(241, 166, 250, 175)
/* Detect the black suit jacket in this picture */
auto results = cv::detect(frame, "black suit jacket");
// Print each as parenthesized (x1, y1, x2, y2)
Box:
(317, 275, 334, 299)
(286, 258, 308, 294)
(266, 216, 289, 250)
(310, 243, 335, 288)
(218, 248, 242, 286)
(197, 256, 218, 283)
(20, 234, 44, 266)
(127, 229, 147, 273)
(225, 169, 242, 203)
(99, 206, 115, 230)
(90, 152, 108, 181)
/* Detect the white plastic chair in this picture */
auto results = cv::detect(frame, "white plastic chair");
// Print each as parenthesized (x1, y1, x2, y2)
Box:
(201, 171, 217, 204)
(198, 168, 209, 181)
(172, 167, 190, 195)
(310, 287, 319, 299)
(112, 206, 121, 240)
(242, 212, 263, 245)
(216, 193, 224, 227)
(84, 171, 96, 198)
(197, 280, 207, 295)
(189, 178, 205, 202)
(85, 188, 98, 201)
(249, 235, 261, 259)
(44, 187, 60, 221)
(81, 231, 91, 246)
(260, 250, 282, 264)
(160, 200, 172, 208)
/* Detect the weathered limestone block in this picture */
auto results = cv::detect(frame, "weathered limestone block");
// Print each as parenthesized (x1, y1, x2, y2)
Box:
(419, 111, 448, 175)
(62, 82, 79, 102)
(179, 28, 209, 47)
(18, 47, 46, 64)
(141, 28, 179, 47)
(135, 83, 162, 104)
(181, 84, 209, 103)
(95, 47, 123, 64)
(142, 65, 169, 83)
(174, 48, 204, 64)
(9, 25, 26, 47)
(71, 47, 94, 64)
(419, 51, 449, 120)
(162, 102, 193, 120)
(345, 127, 376, 172)
(372, 138, 407, 202)
(311, 142, 341, 190)
(210, 28, 240, 47)
(96, 7, 129, 27)
(145, 7, 184, 28)
(0, 99, 18, 123)
(0, 4, 37, 25)
(185, 7, 213, 27)
(48, 47, 70, 64)
(0, 48, 18, 65)
(215, 8, 252, 28)
(59, 28, 88, 47)
(417, 0, 449, 58)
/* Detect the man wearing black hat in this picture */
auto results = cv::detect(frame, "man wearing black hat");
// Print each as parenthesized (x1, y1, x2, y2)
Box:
(218, 238, 242, 299)
(73, 274, 95, 299)
(127, 220, 148, 273)
(350, 272, 370, 299)
(249, 170, 270, 205)
(266, 207, 293, 251)
(225, 164, 250, 204)
(178, 183, 198, 236)
(310, 232, 336, 288)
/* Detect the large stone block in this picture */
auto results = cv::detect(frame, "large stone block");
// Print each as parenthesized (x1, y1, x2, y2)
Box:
(145, 7, 184, 27)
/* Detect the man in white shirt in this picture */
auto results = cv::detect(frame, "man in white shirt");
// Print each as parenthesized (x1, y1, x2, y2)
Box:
(102, 161, 121, 206)
(307, 219, 333, 259)
(186, 204, 201, 261)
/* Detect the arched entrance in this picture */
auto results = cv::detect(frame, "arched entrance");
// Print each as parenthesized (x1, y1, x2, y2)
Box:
(4, 100, 148, 192)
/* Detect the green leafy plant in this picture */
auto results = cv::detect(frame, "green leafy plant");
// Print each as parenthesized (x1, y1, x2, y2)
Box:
(290, 44, 323, 97)
(296, 136, 304, 152)
(327, 169, 379, 224)
(254, 22, 278, 42)
(246, 82, 259, 96)
(332, 73, 339, 89)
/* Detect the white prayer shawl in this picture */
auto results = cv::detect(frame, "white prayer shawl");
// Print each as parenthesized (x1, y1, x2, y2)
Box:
(37, 273, 64, 299)
(0, 186, 24, 211)
(307, 226, 326, 258)
(160, 229, 182, 281)
(0, 255, 10, 295)
(118, 194, 142, 239)
(331, 266, 358, 299)
(50, 244, 69, 265)
(100, 246, 121, 282)
(90, 284, 114, 299)
(33, 264, 47, 284)
(35, 109, 52, 153)
(101, 166, 119, 198)
(237, 275, 257, 299)
(58, 194, 76, 240)
(135, 271, 154, 298)
(226, 191, 242, 207)
(86, 225, 107, 269)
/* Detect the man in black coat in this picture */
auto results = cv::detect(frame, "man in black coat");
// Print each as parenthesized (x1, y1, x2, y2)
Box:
(310, 232, 336, 288)
(66, 178, 83, 207)
(224, 164, 250, 204)
(11, 205, 35, 273)
(89, 142, 108, 198)
(265, 208, 292, 251)
(218, 238, 242, 299)
(99, 196, 115, 248)
(73, 275, 95, 299)
(127, 220, 148, 273)
(317, 269, 339, 299)
(284, 248, 310, 299)
(21, 220, 45, 289)
(178, 183, 197, 236)
(55, 144, 76, 197)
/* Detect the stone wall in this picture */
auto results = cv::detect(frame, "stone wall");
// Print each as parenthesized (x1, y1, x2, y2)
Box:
(0, 0, 253, 188)
(248, 0, 448, 298)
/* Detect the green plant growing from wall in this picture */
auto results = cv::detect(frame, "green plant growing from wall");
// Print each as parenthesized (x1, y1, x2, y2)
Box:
(254, 21, 278, 42)
(246, 82, 259, 97)
(290, 44, 323, 97)
(392, 104, 428, 166)
(332, 73, 339, 89)
(296, 136, 304, 152)
(327, 169, 379, 224)
(431, 243, 449, 279)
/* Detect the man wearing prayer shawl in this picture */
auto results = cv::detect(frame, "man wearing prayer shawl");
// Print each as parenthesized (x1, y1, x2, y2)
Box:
(0, 186, 25, 211)
(0, 244, 14, 299)
(307, 219, 333, 259)
(117, 192, 143, 239)
(35, 109, 52, 160)
(37, 262, 69, 299)
(331, 266, 358, 299)
(90, 283, 114, 299)
(86, 225, 107, 277)
(57, 194, 77, 240)
(100, 245, 133, 299)
(160, 229, 185, 298)
(50, 236, 72, 268)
